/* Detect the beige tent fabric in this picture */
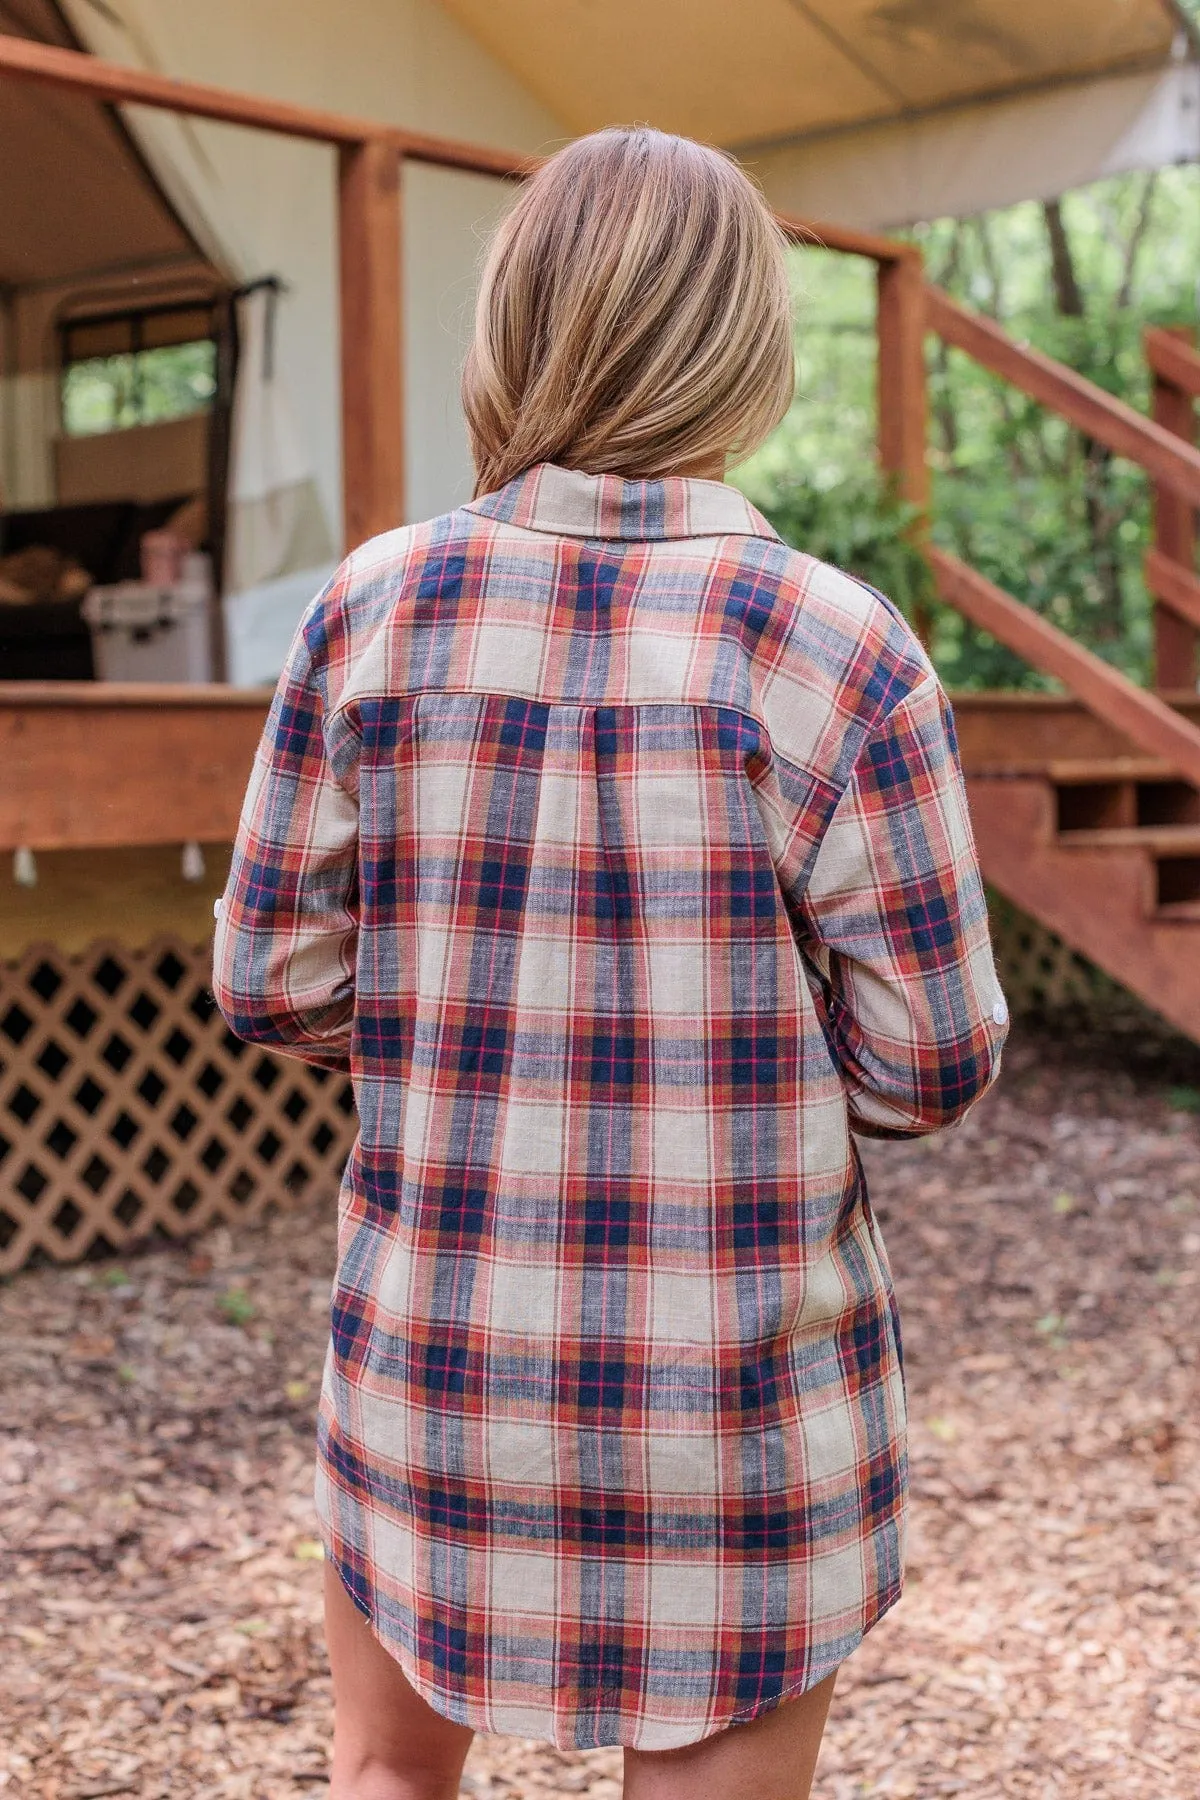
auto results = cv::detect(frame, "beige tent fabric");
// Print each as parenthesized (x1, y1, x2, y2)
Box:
(57, 0, 563, 550)
(753, 58, 1200, 229)
(0, 372, 57, 510)
(0, 0, 197, 287)
(224, 285, 335, 597)
(437, 0, 1180, 144)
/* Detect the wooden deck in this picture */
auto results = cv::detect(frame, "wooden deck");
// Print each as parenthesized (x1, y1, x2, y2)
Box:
(4, 682, 1200, 854)
(0, 683, 267, 851)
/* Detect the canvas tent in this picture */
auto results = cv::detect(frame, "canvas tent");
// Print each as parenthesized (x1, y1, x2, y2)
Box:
(1, 0, 1197, 679)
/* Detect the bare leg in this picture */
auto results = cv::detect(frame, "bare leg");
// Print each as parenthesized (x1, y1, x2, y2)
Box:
(622, 1671, 837, 1800)
(324, 1562, 475, 1800)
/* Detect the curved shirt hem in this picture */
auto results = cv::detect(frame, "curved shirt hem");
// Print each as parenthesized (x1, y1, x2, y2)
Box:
(321, 1522, 904, 1753)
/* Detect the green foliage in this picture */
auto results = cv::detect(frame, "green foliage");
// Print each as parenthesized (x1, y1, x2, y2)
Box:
(61, 340, 216, 437)
(735, 167, 1200, 691)
(217, 1285, 255, 1327)
(755, 468, 934, 628)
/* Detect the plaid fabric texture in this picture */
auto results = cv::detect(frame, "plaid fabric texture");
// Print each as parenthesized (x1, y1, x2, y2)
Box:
(213, 463, 1007, 1750)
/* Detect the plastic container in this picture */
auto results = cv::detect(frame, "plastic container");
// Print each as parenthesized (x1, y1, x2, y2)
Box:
(82, 562, 214, 683)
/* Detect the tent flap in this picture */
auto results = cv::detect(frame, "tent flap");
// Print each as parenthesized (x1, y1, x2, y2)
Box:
(753, 60, 1200, 231)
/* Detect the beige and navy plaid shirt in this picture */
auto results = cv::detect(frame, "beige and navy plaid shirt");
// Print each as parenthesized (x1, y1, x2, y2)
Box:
(213, 464, 1006, 1750)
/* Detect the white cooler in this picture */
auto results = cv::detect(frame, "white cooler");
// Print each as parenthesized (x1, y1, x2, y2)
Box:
(83, 560, 214, 683)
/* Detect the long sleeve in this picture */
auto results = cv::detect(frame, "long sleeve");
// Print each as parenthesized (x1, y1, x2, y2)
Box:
(797, 671, 1007, 1138)
(212, 600, 358, 1072)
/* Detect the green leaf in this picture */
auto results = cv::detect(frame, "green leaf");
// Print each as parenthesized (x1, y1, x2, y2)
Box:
(217, 1286, 255, 1327)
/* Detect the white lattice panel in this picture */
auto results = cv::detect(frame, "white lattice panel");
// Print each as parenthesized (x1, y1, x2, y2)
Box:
(0, 938, 356, 1274)
(987, 895, 1114, 1017)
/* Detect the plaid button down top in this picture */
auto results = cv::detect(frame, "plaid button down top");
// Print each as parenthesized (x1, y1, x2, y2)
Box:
(213, 463, 1006, 1751)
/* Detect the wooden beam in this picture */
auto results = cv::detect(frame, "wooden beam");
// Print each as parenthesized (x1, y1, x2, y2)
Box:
(0, 685, 269, 851)
(928, 546, 1200, 789)
(1146, 545, 1200, 632)
(877, 249, 930, 640)
(775, 211, 907, 264)
(0, 38, 921, 261)
(1147, 326, 1199, 690)
(1145, 324, 1200, 400)
(877, 252, 929, 504)
(0, 32, 534, 176)
(339, 139, 404, 549)
(926, 284, 1200, 509)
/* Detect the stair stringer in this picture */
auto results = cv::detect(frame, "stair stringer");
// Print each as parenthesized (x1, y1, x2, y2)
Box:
(966, 776, 1200, 1045)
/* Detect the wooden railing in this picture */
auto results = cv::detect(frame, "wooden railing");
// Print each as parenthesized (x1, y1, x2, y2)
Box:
(1145, 326, 1200, 687)
(0, 34, 943, 855)
(2, 31, 1199, 792)
(924, 288, 1200, 507)
(921, 288, 1200, 783)
(0, 35, 919, 555)
(770, 221, 930, 532)
(926, 550, 1200, 789)
(0, 685, 267, 850)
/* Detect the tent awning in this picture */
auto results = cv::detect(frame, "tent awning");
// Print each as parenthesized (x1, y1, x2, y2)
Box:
(436, 0, 1198, 225)
(0, 0, 204, 287)
(436, 0, 1183, 150)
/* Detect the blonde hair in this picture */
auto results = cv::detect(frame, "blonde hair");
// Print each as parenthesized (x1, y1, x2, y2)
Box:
(463, 127, 795, 497)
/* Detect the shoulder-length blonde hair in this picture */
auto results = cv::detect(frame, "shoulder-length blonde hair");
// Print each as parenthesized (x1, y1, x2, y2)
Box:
(462, 127, 794, 498)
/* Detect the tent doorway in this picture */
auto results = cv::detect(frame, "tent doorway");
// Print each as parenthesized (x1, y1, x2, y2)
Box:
(0, 0, 231, 678)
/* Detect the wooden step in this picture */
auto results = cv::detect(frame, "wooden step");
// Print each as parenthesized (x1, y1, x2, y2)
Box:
(1056, 824, 1200, 853)
(965, 778, 1200, 1044)
(1155, 900, 1200, 923)
(965, 757, 1177, 782)
(1045, 757, 1177, 785)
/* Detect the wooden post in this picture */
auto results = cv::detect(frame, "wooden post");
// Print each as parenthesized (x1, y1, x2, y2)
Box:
(876, 249, 931, 640)
(204, 291, 238, 683)
(338, 137, 404, 550)
(1149, 324, 1198, 692)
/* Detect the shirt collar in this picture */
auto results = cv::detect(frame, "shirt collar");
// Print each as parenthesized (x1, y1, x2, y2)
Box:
(465, 462, 782, 543)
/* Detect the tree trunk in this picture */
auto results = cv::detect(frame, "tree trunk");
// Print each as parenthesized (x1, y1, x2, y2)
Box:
(1044, 199, 1084, 318)
(1042, 198, 1123, 641)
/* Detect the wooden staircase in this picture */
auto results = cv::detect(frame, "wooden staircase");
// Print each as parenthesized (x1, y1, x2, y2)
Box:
(907, 312, 1200, 1043)
(956, 712, 1200, 1039)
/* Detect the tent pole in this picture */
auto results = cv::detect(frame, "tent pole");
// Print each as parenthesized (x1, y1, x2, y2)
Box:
(338, 138, 405, 550)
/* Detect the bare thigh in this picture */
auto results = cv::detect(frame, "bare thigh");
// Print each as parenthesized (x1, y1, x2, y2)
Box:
(324, 1562, 475, 1800)
(622, 1672, 837, 1800)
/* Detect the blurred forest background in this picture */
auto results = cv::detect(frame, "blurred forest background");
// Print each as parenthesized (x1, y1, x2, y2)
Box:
(737, 161, 1200, 690)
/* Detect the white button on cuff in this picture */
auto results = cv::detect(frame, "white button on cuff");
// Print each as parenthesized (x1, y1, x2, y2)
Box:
(213, 897, 223, 919)
(992, 997, 1008, 1025)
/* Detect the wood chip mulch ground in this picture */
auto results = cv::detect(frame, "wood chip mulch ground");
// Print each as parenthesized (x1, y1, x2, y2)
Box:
(2, 1017, 1199, 1798)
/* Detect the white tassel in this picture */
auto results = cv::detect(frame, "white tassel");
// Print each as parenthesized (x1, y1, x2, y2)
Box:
(13, 846, 37, 888)
(181, 841, 206, 883)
